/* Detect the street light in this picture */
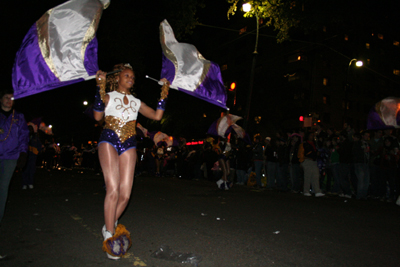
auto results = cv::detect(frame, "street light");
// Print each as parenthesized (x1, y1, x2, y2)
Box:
(343, 58, 363, 125)
(242, 3, 251, 12)
(242, 3, 260, 131)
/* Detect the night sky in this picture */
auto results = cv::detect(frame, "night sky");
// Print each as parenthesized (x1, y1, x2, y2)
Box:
(3, 0, 238, 145)
(5, 0, 399, 146)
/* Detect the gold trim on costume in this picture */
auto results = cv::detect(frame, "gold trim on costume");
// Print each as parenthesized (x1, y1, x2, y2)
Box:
(36, 9, 60, 80)
(104, 116, 136, 143)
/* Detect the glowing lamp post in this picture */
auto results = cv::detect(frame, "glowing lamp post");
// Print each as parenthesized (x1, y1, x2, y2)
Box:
(343, 58, 363, 125)
(242, 3, 259, 131)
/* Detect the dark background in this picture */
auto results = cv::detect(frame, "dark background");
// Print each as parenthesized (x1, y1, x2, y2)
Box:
(3, 0, 236, 146)
(3, 0, 400, 146)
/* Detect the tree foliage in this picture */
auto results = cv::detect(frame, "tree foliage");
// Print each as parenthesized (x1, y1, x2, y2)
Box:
(165, 0, 206, 39)
(227, 0, 304, 43)
(226, 0, 397, 43)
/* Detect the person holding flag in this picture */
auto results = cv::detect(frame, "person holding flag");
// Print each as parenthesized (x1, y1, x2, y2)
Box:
(11, 0, 226, 259)
(93, 63, 169, 260)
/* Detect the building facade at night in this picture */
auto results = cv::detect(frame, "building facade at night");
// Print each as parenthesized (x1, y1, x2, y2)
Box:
(219, 19, 400, 136)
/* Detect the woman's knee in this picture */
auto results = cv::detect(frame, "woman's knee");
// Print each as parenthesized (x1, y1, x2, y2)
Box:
(118, 193, 131, 205)
(105, 187, 119, 201)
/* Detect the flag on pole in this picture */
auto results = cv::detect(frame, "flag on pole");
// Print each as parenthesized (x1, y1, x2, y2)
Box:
(207, 114, 251, 143)
(12, 0, 110, 99)
(367, 97, 400, 130)
(136, 123, 148, 138)
(149, 131, 168, 147)
(159, 20, 227, 109)
(207, 114, 242, 137)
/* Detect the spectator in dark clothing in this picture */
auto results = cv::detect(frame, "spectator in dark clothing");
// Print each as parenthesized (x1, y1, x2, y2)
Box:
(252, 136, 264, 188)
(277, 138, 289, 191)
(338, 133, 353, 198)
(22, 124, 42, 189)
(60, 145, 76, 169)
(201, 142, 218, 181)
(380, 137, 398, 202)
(317, 135, 330, 190)
(145, 147, 156, 175)
(265, 137, 278, 189)
(186, 147, 201, 180)
(163, 150, 177, 177)
(341, 123, 355, 141)
(235, 140, 252, 185)
(369, 130, 384, 199)
(328, 137, 341, 195)
(176, 145, 188, 179)
(352, 132, 370, 200)
(288, 134, 302, 193)
(299, 132, 324, 197)
(44, 139, 56, 170)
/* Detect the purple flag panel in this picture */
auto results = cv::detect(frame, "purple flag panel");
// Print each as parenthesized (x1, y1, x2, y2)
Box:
(12, 0, 109, 99)
(207, 119, 219, 137)
(207, 114, 249, 142)
(160, 20, 227, 109)
(367, 97, 400, 130)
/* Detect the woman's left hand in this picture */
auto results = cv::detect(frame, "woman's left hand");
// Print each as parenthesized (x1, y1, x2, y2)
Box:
(160, 78, 170, 86)
(96, 70, 107, 86)
(160, 78, 170, 100)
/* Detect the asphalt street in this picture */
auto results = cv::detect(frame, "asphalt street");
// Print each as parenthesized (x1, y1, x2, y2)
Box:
(0, 168, 399, 267)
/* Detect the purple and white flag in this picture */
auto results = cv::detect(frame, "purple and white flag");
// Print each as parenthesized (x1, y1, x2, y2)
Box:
(207, 114, 251, 143)
(159, 20, 227, 109)
(207, 114, 242, 137)
(367, 97, 400, 130)
(12, 0, 110, 99)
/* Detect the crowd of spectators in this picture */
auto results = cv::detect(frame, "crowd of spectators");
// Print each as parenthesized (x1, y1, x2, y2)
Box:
(135, 123, 400, 205)
(32, 123, 400, 205)
(36, 140, 100, 173)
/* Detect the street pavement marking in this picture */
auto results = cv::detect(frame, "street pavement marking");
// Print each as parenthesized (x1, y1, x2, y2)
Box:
(69, 213, 147, 266)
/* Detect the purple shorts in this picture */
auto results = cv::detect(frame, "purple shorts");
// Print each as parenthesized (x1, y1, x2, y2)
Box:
(98, 129, 137, 156)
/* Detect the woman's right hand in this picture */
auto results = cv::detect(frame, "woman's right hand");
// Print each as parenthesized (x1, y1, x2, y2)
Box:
(96, 70, 107, 86)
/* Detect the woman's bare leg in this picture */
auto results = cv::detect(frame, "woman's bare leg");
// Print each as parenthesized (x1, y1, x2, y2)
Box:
(98, 143, 120, 233)
(115, 148, 136, 220)
(219, 159, 227, 181)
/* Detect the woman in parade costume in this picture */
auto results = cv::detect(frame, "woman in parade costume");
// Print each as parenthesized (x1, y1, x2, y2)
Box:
(93, 63, 169, 260)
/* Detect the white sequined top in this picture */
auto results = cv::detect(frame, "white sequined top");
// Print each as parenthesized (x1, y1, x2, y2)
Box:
(105, 91, 141, 123)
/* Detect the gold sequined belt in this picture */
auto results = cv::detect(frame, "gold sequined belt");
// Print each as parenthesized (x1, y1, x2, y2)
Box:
(104, 116, 136, 143)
